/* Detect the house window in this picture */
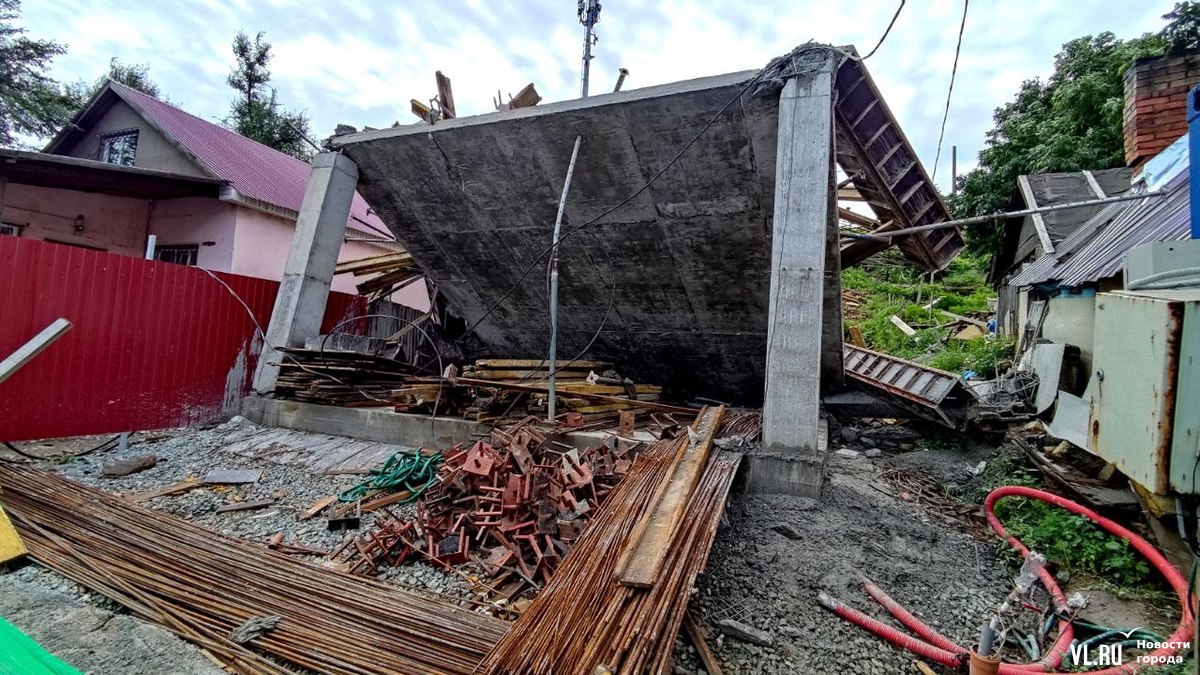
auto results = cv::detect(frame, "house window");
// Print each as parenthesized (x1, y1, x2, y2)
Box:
(98, 129, 139, 166)
(156, 244, 199, 266)
(0, 222, 22, 237)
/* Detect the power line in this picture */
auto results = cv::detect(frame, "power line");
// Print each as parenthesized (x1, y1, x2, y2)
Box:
(932, 0, 968, 183)
(861, 0, 906, 60)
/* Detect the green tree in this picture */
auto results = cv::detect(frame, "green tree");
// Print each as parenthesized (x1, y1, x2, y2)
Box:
(947, 5, 1200, 259)
(0, 0, 76, 146)
(1163, 2, 1200, 53)
(225, 30, 313, 160)
(66, 57, 161, 106)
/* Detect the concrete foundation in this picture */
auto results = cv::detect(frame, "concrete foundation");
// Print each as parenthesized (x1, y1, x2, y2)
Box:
(743, 419, 828, 496)
(242, 396, 485, 448)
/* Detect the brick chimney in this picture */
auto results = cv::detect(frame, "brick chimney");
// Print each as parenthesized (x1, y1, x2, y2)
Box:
(1124, 51, 1200, 172)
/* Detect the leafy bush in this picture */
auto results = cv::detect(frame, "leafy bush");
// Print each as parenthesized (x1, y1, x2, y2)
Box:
(993, 495, 1151, 589)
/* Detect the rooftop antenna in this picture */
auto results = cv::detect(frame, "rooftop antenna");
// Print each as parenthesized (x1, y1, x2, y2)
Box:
(578, 0, 601, 98)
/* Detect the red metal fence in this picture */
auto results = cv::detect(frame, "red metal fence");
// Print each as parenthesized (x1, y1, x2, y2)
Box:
(0, 237, 363, 442)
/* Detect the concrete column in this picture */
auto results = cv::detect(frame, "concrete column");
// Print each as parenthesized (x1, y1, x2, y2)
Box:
(820, 129, 846, 390)
(747, 54, 835, 496)
(252, 152, 358, 394)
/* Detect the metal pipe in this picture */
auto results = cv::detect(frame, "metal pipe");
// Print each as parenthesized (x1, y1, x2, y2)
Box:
(1188, 83, 1200, 239)
(614, 67, 629, 92)
(841, 189, 1167, 242)
(547, 136, 583, 422)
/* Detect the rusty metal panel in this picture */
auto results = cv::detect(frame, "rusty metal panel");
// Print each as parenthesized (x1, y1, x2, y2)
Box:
(1170, 297, 1200, 494)
(0, 237, 365, 442)
(842, 344, 961, 407)
(1090, 290, 1198, 494)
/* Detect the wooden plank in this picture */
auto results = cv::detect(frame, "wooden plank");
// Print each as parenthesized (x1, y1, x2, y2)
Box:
(1017, 174, 1055, 255)
(684, 612, 724, 675)
(334, 252, 413, 275)
(300, 495, 338, 520)
(474, 359, 610, 369)
(849, 325, 866, 348)
(889, 315, 917, 337)
(509, 83, 542, 109)
(0, 318, 72, 385)
(938, 309, 987, 328)
(616, 406, 724, 588)
(435, 71, 456, 119)
(454, 377, 698, 415)
(470, 369, 592, 380)
(215, 499, 276, 514)
(410, 98, 433, 121)
(130, 479, 204, 503)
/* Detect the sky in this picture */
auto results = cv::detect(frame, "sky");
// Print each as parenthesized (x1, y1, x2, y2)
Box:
(19, 0, 1174, 192)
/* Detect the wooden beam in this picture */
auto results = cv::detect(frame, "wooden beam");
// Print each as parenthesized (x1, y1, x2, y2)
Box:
(849, 325, 867, 347)
(837, 207, 879, 229)
(1017, 174, 1055, 255)
(684, 612, 724, 675)
(130, 479, 204, 503)
(453, 377, 698, 415)
(0, 318, 71, 385)
(1083, 170, 1107, 198)
(411, 98, 434, 122)
(616, 406, 724, 588)
(509, 83, 542, 109)
(435, 71, 456, 119)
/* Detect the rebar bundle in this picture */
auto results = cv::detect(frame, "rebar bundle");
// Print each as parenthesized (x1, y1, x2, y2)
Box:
(477, 443, 743, 674)
(0, 465, 506, 675)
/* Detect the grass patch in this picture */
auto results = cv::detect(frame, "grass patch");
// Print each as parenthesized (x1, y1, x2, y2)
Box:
(843, 255, 1013, 378)
(993, 495, 1151, 589)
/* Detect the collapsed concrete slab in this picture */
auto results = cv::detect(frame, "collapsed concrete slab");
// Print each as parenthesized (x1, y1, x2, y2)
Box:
(333, 48, 958, 407)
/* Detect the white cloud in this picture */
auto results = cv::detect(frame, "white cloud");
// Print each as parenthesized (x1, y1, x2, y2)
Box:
(17, 0, 1178, 189)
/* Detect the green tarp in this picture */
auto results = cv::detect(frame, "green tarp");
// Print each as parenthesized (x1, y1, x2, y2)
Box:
(0, 617, 80, 675)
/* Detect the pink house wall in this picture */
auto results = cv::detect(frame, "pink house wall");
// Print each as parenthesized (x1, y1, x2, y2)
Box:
(231, 206, 429, 311)
(1, 184, 149, 256)
(147, 197, 237, 270)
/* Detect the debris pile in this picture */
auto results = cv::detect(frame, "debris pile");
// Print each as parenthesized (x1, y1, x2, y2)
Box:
(333, 416, 643, 595)
(333, 251, 423, 301)
(272, 347, 416, 406)
(478, 407, 744, 674)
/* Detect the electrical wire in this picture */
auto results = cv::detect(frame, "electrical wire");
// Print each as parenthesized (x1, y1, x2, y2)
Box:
(932, 0, 968, 183)
(860, 0, 906, 60)
(3, 436, 120, 462)
(197, 268, 430, 408)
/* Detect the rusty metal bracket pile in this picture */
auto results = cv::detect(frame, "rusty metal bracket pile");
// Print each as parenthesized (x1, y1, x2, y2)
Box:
(332, 416, 642, 598)
(478, 407, 744, 674)
(0, 465, 506, 675)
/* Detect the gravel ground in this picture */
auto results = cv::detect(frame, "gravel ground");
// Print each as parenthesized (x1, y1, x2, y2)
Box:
(6, 417, 1033, 675)
(671, 430, 1015, 675)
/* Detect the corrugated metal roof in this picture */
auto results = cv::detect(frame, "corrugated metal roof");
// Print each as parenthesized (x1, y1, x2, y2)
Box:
(1009, 169, 1190, 288)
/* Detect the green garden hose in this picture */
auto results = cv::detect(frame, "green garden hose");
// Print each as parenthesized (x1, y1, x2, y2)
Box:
(338, 451, 442, 504)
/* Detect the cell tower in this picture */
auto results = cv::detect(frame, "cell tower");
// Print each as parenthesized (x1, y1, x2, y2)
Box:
(578, 0, 602, 97)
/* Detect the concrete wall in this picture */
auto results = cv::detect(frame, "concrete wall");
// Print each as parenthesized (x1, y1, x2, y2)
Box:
(147, 197, 238, 270)
(1, 184, 148, 256)
(58, 99, 206, 177)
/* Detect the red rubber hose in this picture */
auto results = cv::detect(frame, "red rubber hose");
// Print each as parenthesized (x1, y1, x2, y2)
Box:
(985, 486, 1194, 675)
(862, 576, 967, 655)
(820, 486, 1195, 674)
(817, 592, 966, 669)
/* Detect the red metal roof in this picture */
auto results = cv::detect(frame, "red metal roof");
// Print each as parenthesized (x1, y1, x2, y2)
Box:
(110, 82, 390, 238)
